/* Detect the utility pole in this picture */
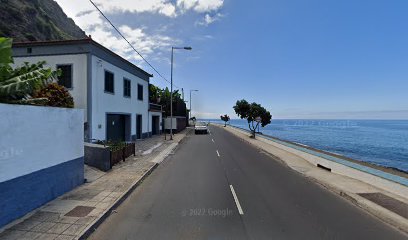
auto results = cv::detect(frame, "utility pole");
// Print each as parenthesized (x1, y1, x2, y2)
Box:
(189, 89, 199, 120)
(170, 46, 192, 140)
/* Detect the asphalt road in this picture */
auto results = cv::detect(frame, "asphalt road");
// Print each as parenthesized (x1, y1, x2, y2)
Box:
(89, 126, 406, 240)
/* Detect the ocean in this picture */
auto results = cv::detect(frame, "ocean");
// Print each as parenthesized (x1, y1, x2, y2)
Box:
(205, 119, 408, 172)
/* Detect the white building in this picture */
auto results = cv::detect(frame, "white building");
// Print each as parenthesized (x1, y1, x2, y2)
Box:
(12, 38, 162, 142)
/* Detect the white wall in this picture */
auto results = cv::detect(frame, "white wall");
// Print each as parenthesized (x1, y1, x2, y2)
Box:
(13, 54, 88, 121)
(164, 117, 177, 130)
(149, 112, 163, 133)
(0, 104, 84, 182)
(91, 56, 149, 141)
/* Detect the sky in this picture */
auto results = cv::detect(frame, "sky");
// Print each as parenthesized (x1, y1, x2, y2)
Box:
(55, 0, 408, 119)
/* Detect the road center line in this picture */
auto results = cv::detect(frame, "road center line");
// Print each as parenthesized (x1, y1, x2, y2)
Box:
(216, 150, 220, 157)
(230, 185, 244, 215)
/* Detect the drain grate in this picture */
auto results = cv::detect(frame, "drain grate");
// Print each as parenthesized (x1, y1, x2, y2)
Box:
(64, 206, 95, 217)
(358, 192, 408, 219)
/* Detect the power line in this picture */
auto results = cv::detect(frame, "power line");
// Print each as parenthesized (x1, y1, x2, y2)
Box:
(88, 0, 180, 89)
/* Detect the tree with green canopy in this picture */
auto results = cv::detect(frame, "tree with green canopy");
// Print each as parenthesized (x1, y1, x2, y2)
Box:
(233, 99, 272, 138)
(220, 114, 230, 127)
(149, 84, 185, 117)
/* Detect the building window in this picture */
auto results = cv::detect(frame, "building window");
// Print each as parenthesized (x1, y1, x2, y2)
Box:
(57, 64, 73, 89)
(27, 48, 32, 54)
(123, 78, 131, 97)
(104, 70, 114, 93)
(137, 84, 143, 101)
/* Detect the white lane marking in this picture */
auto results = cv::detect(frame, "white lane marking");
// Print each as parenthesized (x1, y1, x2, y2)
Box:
(216, 150, 220, 157)
(230, 185, 244, 215)
(212, 139, 215, 143)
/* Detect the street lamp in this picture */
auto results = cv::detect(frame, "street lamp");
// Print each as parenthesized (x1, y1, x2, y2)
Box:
(190, 89, 199, 120)
(170, 46, 192, 140)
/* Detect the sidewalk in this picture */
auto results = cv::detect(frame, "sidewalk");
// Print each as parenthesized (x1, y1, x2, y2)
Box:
(218, 125, 408, 235)
(0, 130, 189, 240)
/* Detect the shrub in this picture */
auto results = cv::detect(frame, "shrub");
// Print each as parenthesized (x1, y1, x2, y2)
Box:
(33, 82, 74, 108)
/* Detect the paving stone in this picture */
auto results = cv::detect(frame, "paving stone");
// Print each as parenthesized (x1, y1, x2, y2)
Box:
(54, 235, 75, 240)
(55, 216, 79, 224)
(31, 222, 56, 232)
(91, 193, 106, 201)
(88, 208, 105, 217)
(35, 233, 59, 240)
(62, 190, 100, 201)
(30, 211, 55, 222)
(101, 196, 116, 203)
(74, 216, 96, 225)
(10, 219, 41, 231)
(98, 191, 112, 197)
(0, 230, 26, 240)
(62, 224, 86, 236)
(46, 223, 71, 234)
(108, 192, 122, 198)
(45, 213, 63, 223)
(42, 200, 84, 214)
(94, 202, 111, 210)
(18, 231, 43, 240)
(80, 201, 99, 207)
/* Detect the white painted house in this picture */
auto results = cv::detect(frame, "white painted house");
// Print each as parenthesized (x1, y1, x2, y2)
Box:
(12, 38, 162, 142)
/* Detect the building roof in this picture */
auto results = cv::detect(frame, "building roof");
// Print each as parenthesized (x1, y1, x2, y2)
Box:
(12, 37, 153, 81)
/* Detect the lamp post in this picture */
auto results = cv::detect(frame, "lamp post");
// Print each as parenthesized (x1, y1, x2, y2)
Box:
(189, 89, 199, 120)
(170, 46, 192, 140)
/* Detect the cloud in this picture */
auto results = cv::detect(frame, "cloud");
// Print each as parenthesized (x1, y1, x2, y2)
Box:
(54, 0, 222, 64)
(96, 0, 177, 17)
(177, 0, 224, 13)
(56, 0, 224, 18)
(58, 6, 180, 63)
(196, 13, 223, 26)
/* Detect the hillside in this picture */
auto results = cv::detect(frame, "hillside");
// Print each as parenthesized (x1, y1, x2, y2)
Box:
(0, 0, 86, 42)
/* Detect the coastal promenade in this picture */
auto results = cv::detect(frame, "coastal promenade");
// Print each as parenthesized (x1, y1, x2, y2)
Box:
(88, 125, 407, 240)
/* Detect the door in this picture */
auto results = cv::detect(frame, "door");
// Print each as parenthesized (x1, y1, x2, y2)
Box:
(136, 115, 142, 139)
(107, 114, 125, 142)
(152, 116, 159, 135)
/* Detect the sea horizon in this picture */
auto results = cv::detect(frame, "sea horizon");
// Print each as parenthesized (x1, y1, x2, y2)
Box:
(202, 119, 408, 173)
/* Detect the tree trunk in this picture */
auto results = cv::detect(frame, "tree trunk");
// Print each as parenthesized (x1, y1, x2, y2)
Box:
(249, 121, 256, 138)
